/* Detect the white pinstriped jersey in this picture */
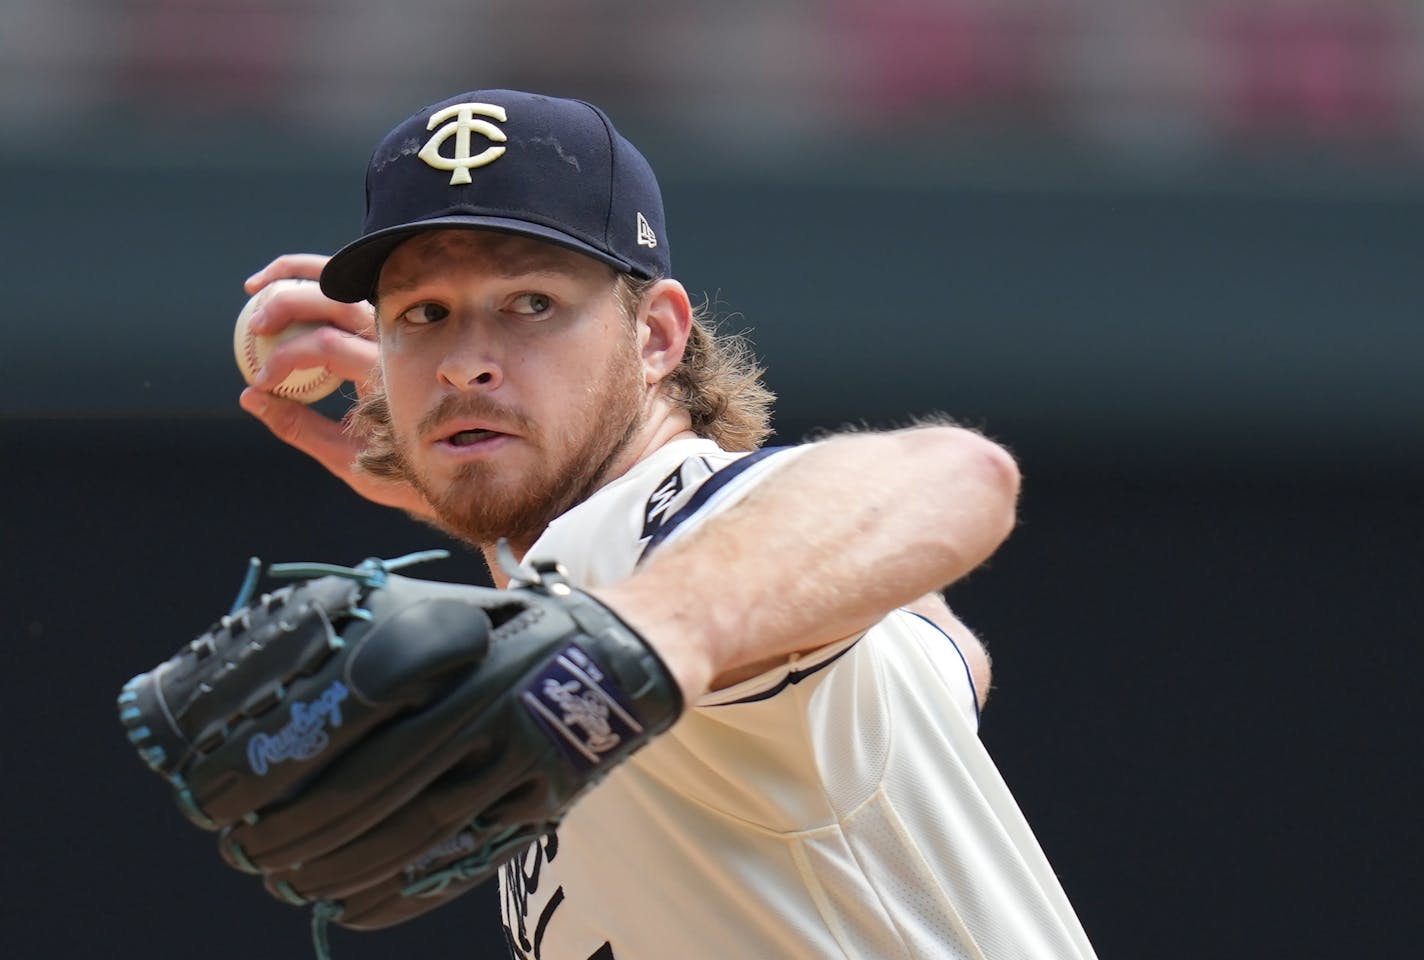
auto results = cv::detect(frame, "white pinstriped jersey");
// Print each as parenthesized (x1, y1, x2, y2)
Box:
(500, 438, 1097, 960)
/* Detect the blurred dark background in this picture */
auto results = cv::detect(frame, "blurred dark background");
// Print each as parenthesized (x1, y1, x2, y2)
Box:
(3, 1, 1420, 957)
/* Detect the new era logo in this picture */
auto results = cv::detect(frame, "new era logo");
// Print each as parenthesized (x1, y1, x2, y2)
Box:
(636, 212, 657, 248)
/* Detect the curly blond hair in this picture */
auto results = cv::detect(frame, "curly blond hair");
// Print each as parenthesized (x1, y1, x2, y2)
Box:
(350, 276, 775, 482)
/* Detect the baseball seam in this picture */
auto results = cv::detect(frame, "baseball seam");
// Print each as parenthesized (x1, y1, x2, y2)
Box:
(242, 319, 335, 400)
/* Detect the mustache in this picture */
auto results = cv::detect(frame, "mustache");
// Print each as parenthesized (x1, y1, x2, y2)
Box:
(418, 393, 536, 439)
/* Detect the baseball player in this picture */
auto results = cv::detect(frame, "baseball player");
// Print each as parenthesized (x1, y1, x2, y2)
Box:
(207, 89, 1098, 958)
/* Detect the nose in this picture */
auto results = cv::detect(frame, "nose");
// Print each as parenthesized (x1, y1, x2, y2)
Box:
(436, 326, 503, 392)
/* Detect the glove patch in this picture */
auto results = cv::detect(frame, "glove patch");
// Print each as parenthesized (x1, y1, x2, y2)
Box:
(521, 643, 643, 773)
(247, 680, 350, 775)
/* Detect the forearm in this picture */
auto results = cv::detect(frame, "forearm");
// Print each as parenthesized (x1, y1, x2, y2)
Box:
(592, 425, 1020, 699)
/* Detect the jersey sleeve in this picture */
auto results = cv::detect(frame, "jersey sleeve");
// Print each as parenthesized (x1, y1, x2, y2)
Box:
(700, 608, 981, 727)
(626, 609, 983, 834)
(635, 445, 803, 559)
(522, 440, 806, 590)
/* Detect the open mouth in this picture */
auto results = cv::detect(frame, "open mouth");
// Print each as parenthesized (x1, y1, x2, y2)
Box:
(447, 428, 504, 447)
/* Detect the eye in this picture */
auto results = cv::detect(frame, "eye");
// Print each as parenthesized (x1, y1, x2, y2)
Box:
(397, 302, 449, 325)
(509, 293, 553, 316)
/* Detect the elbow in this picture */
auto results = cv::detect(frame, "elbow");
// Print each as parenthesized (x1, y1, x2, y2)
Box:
(966, 429, 1021, 541)
(918, 425, 1022, 551)
(979, 433, 1022, 527)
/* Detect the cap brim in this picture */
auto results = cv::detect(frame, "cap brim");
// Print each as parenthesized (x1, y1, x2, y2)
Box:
(319, 216, 639, 303)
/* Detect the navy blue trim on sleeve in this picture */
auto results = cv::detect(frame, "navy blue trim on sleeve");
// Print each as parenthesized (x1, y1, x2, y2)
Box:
(639, 445, 792, 558)
(712, 642, 858, 706)
(904, 610, 981, 726)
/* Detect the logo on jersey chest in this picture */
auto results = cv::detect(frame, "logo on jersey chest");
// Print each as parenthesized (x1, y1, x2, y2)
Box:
(503, 832, 559, 959)
(502, 832, 618, 960)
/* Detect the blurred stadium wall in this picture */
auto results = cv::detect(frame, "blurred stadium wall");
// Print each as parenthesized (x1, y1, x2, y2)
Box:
(3, 0, 1421, 464)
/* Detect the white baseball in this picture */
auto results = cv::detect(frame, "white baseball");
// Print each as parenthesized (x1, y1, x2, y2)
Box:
(232, 277, 341, 404)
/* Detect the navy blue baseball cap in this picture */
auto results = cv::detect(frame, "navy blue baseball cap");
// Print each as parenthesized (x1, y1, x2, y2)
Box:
(321, 89, 670, 304)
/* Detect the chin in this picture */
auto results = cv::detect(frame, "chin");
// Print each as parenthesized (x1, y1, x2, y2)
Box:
(427, 475, 563, 548)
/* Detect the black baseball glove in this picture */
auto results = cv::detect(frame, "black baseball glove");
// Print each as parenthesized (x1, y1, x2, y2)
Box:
(117, 549, 682, 944)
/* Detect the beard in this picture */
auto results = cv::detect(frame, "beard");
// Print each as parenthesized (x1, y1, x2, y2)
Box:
(394, 339, 646, 550)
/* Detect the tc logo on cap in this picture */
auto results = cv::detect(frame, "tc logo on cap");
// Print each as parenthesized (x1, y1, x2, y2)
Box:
(418, 102, 508, 185)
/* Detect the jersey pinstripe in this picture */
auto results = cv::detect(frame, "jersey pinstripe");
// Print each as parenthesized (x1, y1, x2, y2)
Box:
(500, 438, 1097, 960)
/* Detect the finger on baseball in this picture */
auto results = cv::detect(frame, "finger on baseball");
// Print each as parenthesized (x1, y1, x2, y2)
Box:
(247, 282, 375, 339)
(240, 388, 360, 475)
(251, 324, 378, 390)
(244, 253, 331, 294)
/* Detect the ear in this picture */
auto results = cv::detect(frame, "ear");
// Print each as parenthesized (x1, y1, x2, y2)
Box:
(637, 279, 693, 386)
